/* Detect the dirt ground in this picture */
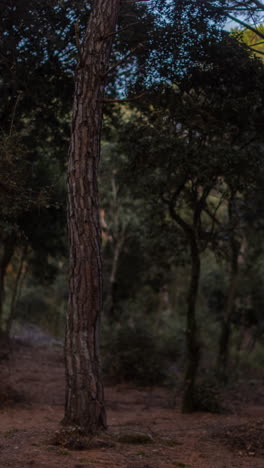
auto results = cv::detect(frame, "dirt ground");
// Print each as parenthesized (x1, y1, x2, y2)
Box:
(0, 339, 263, 468)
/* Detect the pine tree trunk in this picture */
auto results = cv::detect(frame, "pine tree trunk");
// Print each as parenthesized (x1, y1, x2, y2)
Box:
(64, 0, 121, 434)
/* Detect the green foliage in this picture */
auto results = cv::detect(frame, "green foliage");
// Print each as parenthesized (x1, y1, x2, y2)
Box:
(0, 0, 264, 394)
(11, 265, 67, 337)
(231, 24, 264, 59)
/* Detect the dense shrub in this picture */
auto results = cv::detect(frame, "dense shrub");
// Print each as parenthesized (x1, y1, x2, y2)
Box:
(103, 323, 167, 385)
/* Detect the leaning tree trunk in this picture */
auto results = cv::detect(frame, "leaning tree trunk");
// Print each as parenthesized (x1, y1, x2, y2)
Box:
(64, 0, 121, 434)
(182, 234, 201, 413)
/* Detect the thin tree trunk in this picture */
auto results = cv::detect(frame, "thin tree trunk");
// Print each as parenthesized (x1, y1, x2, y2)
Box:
(103, 174, 127, 319)
(6, 246, 27, 336)
(182, 235, 201, 413)
(64, 0, 121, 433)
(216, 194, 239, 383)
(0, 237, 16, 328)
(216, 253, 239, 382)
(168, 204, 202, 413)
(105, 224, 127, 319)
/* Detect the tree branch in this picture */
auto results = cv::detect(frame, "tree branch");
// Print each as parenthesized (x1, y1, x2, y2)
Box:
(103, 22, 139, 40)
(121, 0, 151, 3)
(227, 14, 264, 39)
(169, 202, 194, 237)
(193, 184, 212, 228)
(103, 45, 142, 77)
(251, 0, 264, 10)
(102, 91, 146, 103)
(248, 46, 264, 55)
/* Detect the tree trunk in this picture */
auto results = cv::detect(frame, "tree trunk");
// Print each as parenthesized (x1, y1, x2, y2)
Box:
(105, 224, 126, 320)
(0, 237, 16, 328)
(168, 205, 202, 413)
(182, 234, 201, 413)
(216, 245, 239, 382)
(64, 0, 121, 433)
(216, 194, 239, 383)
(6, 246, 27, 336)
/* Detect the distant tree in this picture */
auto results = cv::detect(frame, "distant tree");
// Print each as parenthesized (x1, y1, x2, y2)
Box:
(118, 31, 264, 410)
(0, 0, 85, 326)
(217, 0, 264, 41)
(215, 175, 264, 381)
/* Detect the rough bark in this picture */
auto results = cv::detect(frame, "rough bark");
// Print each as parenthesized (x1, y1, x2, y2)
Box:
(64, 0, 121, 433)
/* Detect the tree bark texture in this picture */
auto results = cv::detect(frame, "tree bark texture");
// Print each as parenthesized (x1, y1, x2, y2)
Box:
(65, 0, 121, 433)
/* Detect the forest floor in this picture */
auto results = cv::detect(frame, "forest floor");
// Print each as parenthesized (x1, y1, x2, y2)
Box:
(0, 331, 263, 468)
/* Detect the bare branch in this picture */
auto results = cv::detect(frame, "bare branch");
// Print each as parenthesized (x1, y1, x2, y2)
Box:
(239, 136, 257, 150)
(103, 45, 142, 77)
(121, 0, 151, 3)
(251, 0, 264, 10)
(169, 202, 194, 237)
(193, 184, 212, 230)
(103, 22, 139, 40)
(102, 91, 146, 103)
(227, 14, 264, 39)
(250, 41, 264, 46)
(248, 46, 264, 54)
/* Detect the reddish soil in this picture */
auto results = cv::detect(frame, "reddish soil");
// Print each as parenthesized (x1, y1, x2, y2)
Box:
(0, 340, 263, 468)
